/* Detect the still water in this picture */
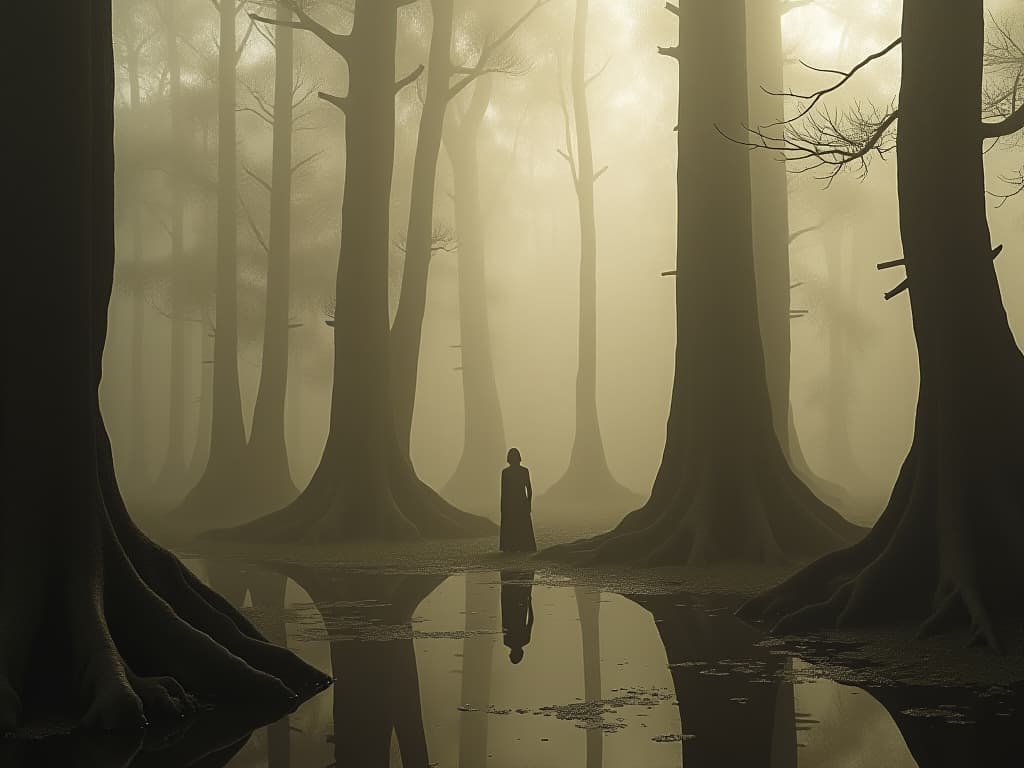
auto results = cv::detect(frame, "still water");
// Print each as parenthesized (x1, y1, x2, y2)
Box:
(171, 559, 1022, 768)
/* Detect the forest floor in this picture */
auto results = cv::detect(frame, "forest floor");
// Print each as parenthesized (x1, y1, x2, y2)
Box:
(149, 519, 1024, 693)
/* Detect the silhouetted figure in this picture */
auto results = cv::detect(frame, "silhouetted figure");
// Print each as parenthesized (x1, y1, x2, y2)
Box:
(500, 448, 536, 552)
(500, 569, 535, 665)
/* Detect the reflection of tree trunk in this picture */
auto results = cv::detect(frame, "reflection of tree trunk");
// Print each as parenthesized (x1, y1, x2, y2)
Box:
(246, 2, 299, 514)
(391, 0, 456, 458)
(634, 596, 795, 768)
(441, 78, 508, 515)
(540, 0, 639, 518)
(544, 0, 860, 566)
(459, 571, 498, 768)
(285, 570, 443, 768)
(869, 684, 1024, 768)
(214, 0, 493, 542)
(178, 0, 248, 525)
(575, 586, 602, 768)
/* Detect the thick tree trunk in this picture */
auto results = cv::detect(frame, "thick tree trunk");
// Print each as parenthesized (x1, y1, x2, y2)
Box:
(441, 81, 508, 515)
(1, 0, 327, 733)
(390, 0, 455, 458)
(211, 0, 495, 542)
(245, 2, 299, 513)
(543, 0, 859, 566)
(740, 0, 1024, 651)
(539, 0, 641, 519)
(154, 5, 189, 504)
(177, 0, 251, 527)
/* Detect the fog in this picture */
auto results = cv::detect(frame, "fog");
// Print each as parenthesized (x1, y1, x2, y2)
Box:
(102, 0, 1024, 523)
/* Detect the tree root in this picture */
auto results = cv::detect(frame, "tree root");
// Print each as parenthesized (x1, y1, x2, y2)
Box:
(540, 458, 863, 566)
(737, 446, 1024, 652)
(0, 459, 331, 735)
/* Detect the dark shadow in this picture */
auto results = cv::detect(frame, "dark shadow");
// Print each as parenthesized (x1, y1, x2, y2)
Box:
(867, 683, 1024, 768)
(627, 594, 797, 768)
(500, 569, 536, 665)
(277, 568, 445, 768)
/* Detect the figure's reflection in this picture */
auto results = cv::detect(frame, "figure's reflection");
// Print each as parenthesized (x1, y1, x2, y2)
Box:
(280, 569, 443, 768)
(629, 594, 797, 768)
(500, 569, 535, 665)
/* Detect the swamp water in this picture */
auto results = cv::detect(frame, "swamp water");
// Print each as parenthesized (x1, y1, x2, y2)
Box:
(174, 559, 1022, 768)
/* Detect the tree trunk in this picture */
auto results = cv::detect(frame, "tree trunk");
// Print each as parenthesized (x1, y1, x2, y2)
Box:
(543, 0, 860, 566)
(154, 3, 189, 505)
(177, 0, 250, 527)
(539, 0, 641, 519)
(1, 0, 327, 733)
(210, 0, 495, 542)
(390, 0, 456, 458)
(441, 79, 509, 515)
(246, 1, 299, 513)
(740, 0, 1024, 651)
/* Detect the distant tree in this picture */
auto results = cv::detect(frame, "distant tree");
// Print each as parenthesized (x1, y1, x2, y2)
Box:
(233, 2, 326, 517)
(537, 0, 643, 518)
(2, 0, 326, 731)
(222, 0, 494, 539)
(176, 0, 255, 525)
(543, 0, 860, 566)
(390, 0, 549, 507)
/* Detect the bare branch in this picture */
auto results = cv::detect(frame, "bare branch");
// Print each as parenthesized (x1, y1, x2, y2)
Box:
(239, 195, 270, 255)
(395, 64, 425, 94)
(249, 2, 350, 58)
(318, 90, 349, 114)
(240, 161, 272, 194)
(448, 0, 551, 99)
(768, 38, 902, 127)
(788, 225, 819, 245)
(585, 56, 612, 88)
(291, 149, 325, 176)
(665, 2, 679, 16)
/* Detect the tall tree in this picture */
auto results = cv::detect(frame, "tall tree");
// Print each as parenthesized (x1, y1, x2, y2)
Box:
(112, 0, 156, 499)
(539, 0, 641, 517)
(177, 0, 251, 524)
(227, 0, 494, 540)
(390, 0, 549, 514)
(544, 0, 860, 565)
(152, 0, 191, 504)
(241, 1, 303, 515)
(440, 75, 509, 513)
(2, 0, 326, 731)
(742, 0, 1024, 651)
